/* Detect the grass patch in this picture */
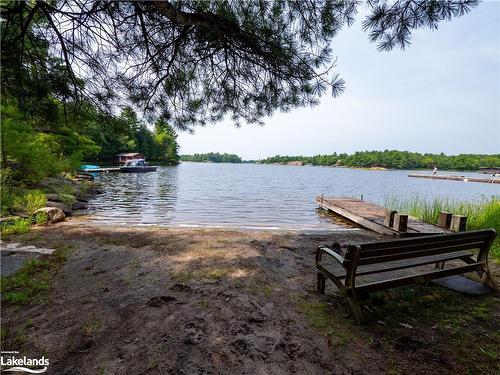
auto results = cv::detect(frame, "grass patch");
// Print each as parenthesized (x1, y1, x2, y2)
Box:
(294, 295, 355, 346)
(54, 184, 76, 196)
(172, 270, 194, 283)
(34, 211, 49, 225)
(370, 285, 499, 373)
(1, 244, 74, 305)
(1, 218, 31, 236)
(57, 193, 77, 206)
(246, 282, 276, 298)
(200, 267, 230, 280)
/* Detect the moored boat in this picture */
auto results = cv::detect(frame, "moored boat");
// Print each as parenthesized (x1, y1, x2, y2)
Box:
(120, 159, 157, 173)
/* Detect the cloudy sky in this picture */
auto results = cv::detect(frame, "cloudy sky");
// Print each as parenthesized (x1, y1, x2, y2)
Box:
(178, 1, 500, 160)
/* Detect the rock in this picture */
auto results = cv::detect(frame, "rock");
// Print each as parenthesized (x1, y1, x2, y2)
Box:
(0, 216, 22, 224)
(75, 174, 95, 181)
(72, 201, 88, 210)
(11, 211, 29, 218)
(89, 188, 104, 195)
(287, 161, 303, 166)
(34, 207, 65, 224)
(45, 193, 76, 205)
(75, 193, 89, 202)
(46, 201, 72, 215)
(45, 194, 60, 201)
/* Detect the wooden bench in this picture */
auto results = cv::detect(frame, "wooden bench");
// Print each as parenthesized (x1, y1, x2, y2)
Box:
(316, 229, 498, 324)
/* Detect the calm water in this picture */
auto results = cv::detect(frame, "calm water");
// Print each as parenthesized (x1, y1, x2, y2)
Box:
(85, 163, 499, 230)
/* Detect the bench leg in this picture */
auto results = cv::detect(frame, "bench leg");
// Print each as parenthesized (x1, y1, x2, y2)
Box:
(480, 265, 498, 291)
(346, 293, 364, 325)
(317, 273, 326, 294)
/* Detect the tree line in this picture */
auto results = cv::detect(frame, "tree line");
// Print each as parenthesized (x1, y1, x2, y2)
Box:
(181, 153, 242, 163)
(260, 151, 500, 170)
(1, 7, 179, 186)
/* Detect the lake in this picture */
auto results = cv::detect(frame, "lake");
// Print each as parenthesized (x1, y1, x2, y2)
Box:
(85, 163, 499, 230)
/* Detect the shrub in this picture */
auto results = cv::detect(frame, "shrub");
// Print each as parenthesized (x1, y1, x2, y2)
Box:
(9, 190, 47, 217)
(35, 211, 49, 225)
(25, 191, 47, 216)
(1, 218, 31, 236)
(57, 193, 76, 206)
(0, 167, 14, 215)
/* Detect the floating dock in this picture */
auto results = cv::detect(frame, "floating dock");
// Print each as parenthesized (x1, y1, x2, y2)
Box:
(408, 174, 500, 184)
(316, 196, 451, 237)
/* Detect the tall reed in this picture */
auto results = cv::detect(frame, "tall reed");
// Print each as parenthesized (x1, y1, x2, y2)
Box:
(384, 195, 500, 259)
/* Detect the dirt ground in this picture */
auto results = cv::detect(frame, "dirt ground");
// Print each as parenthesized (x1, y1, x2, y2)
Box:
(1, 221, 499, 374)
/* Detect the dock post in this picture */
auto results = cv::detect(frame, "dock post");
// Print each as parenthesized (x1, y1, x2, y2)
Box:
(450, 215, 467, 232)
(384, 210, 397, 228)
(392, 214, 408, 232)
(437, 212, 453, 229)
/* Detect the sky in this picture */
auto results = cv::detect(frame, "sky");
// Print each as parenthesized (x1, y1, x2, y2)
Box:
(178, 1, 500, 160)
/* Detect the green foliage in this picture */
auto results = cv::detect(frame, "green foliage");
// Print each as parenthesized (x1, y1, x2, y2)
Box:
(370, 284, 499, 373)
(1, 245, 72, 305)
(24, 191, 47, 216)
(1, 104, 61, 182)
(181, 152, 242, 163)
(294, 296, 355, 346)
(385, 196, 500, 260)
(1, 218, 31, 236)
(35, 211, 49, 225)
(260, 150, 500, 170)
(57, 194, 76, 206)
(81, 107, 180, 164)
(0, 167, 15, 215)
(9, 190, 47, 216)
(1, 0, 479, 128)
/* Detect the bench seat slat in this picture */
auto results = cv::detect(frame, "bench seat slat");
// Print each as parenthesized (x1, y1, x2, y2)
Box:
(359, 237, 489, 257)
(355, 263, 483, 294)
(357, 230, 494, 253)
(357, 242, 485, 265)
(321, 250, 473, 279)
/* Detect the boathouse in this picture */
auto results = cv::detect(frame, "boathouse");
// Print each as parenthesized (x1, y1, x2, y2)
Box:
(116, 152, 144, 163)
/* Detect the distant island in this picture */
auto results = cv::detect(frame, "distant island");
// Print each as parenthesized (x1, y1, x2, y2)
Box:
(260, 151, 500, 170)
(180, 152, 242, 163)
(182, 150, 500, 171)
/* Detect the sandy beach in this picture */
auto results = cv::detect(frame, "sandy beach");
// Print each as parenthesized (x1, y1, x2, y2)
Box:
(1, 220, 499, 374)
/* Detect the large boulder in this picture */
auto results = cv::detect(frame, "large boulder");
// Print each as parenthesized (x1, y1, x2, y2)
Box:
(46, 201, 72, 215)
(34, 207, 65, 224)
(72, 201, 88, 210)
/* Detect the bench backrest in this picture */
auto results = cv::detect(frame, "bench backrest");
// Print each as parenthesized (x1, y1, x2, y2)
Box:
(346, 229, 496, 266)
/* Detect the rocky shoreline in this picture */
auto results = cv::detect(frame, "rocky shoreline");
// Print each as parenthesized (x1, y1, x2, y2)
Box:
(2, 176, 103, 226)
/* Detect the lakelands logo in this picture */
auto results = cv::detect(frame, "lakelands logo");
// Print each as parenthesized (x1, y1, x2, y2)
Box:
(0, 351, 49, 373)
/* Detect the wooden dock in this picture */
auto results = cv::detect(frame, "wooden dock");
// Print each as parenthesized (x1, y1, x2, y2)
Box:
(316, 196, 451, 237)
(408, 173, 500, 184)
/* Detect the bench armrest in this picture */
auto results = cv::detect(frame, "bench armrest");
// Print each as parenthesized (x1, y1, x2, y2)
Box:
(316, 244, 345, 266)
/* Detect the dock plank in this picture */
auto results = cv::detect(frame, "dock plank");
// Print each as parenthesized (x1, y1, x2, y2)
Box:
(316, 196, 451, 237)
(408, 174, 500, 184)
